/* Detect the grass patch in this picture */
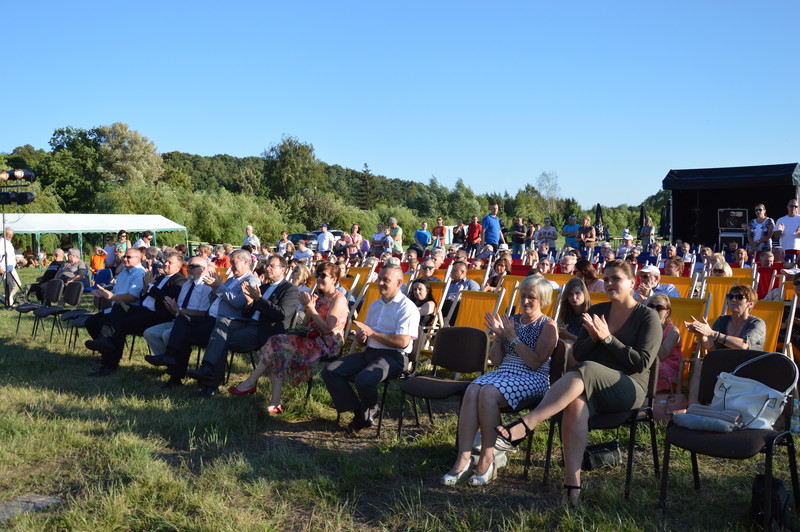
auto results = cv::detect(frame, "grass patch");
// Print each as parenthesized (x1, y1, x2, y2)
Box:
(1, 268, 797, 529)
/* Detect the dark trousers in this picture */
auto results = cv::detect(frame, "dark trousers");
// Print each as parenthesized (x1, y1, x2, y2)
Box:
(86, 305, 169, 369)
(195, 317, 265, 387)
(321, 348, 406, 422)
(164, 314, 216, 380)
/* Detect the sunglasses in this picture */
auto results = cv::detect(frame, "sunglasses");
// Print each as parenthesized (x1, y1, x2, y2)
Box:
(316, 273, 329, 279)
(755, 208, 764, 212)
(648, 304, 668, 312)
(726, 293, 746, 301)
(790, 205, 799, 208)
(188, 264, 203, 270)
(420, 265, 434, 270)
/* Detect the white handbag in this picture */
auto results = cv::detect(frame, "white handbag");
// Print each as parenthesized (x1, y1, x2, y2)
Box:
(710, 354, 798, 430)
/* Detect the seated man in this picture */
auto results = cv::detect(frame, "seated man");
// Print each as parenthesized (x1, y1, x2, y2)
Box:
(759, 251, 775, 268)
(417, 258, 443, 283)
(183, 254, 298, 396)
(430, 247, 446, 269)
(663, 256, 685, 278)
(634, 264, 679, 303)
(559, 254, 576, 275)
(143, 249, 263, 394)
(322, 264, 419, 432)
(142, 256, 214, 363)
(85, 249, 181, 376)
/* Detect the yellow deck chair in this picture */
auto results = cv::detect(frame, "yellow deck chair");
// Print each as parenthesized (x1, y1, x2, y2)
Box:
(783, 279, 793, 302)
(751, 297, 795, 354)
(661, 275, 695, 298)
(588, 291, 611, 306)
(215, 267, 230, 282)
(446, 289, 504, 331)
(338, 274, 360, 299)
(700, 276, 747, 324)
(729, 267, 757, 281)
(349, 266, 375, 299)
(669, 295, 711, 389)
(466, 268, 489, 289)
(498, 276, 526, 315)
(543, 273, 574, 287)
(347, 282, 381, 353)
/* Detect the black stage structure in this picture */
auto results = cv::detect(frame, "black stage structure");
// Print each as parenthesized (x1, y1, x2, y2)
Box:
(662, 163, 800, 248)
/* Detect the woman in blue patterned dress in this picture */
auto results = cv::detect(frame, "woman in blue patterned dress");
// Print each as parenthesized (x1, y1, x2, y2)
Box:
(441, 276, 558, 487)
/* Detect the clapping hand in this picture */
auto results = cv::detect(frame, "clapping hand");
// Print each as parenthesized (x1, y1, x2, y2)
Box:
(485, 312, 515, 341)
(164, 296, 178, 315)
(684, 315, 714, 337)
(352, 320, 373, 344)
(243, 282, 261, 304)
(203, 271, 221, 289)
(298, 291, 317, 310)
(582, 313, 610, 342)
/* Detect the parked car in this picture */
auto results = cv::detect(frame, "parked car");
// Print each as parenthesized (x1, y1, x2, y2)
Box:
(287, 229, 344, 252)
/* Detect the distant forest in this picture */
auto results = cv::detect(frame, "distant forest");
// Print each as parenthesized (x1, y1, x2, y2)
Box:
(1, 122, 668, 246)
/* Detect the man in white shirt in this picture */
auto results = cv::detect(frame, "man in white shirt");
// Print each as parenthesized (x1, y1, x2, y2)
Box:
(0, 226, 21, 306)
(317, 224, 336, 254)
(243, 225, 260, 248)
(774, 199, 800, 260)
(322, 264, 420, 432)
(293, 240, 313, 263)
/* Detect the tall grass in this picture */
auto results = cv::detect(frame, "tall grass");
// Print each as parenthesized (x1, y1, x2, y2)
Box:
(0, 269, 795, 530)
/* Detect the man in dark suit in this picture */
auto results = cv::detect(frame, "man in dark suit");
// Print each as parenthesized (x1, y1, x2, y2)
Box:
(85, 252, 187, 375)
(185, 254, 299, 396)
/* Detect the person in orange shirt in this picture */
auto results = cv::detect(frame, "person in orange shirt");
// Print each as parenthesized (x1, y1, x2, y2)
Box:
(90, 246, 107, 274)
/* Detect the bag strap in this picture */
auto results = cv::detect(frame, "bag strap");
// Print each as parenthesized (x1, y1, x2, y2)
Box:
(731, 353, 799, 397)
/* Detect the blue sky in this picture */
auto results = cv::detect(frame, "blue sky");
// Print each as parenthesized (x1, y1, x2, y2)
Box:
(3, 1, 798, 208)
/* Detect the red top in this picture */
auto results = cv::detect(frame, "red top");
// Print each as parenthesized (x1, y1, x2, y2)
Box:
(467, 222, 482, 243)
(213, 255, 231, 268)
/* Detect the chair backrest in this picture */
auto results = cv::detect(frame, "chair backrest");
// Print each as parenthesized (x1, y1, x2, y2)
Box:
(751, 299, 789, 353)
(353, 283, 381, 325)
(338, 274, 360, 298)
(701, 277, 742, 323)
(465, 268, 487, 288)
(450, 289, 503, 329)
(697, 350, 795, 405)
(498, 276, 526, 314)
(541, 288, 561, 319)
(661, 275, 695, 298)
(62, 280, 84, 307)
(588, 291, 611, 305)
(93, 268, 112, 287)
(216, 267, 230, 282)
(669, 295, 711, 361)
(543, 273, 573, 287)
(43, 279, 65, 305)
(548, 340, 567, 385)
(349, 266, 374, 297)
(430, 326, 489, 374)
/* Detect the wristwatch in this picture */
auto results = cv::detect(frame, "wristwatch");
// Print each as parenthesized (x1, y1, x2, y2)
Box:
(603, 335, 613, 345)
(510, 337, 521, 347)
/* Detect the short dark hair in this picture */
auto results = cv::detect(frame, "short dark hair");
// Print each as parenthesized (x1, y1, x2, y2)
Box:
(142, 230, 153, 238)
(269, 254, 288, 269)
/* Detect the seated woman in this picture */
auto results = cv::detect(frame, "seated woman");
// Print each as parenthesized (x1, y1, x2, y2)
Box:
(289, 264, 312, 313)
(573, 259, 604, 292)
(556, 278, 591, 344)
(228, 262, 348, 414)
(484, 257, 511, 292)
(733, 248, 750, 267)
(441, 276, 558, 487)
(685, 284, 765, 352)
(212, 245, 231, 269)
(647, 294, 682, 392)
(495, 260, 661, 506)
(408, 278, 437, 327)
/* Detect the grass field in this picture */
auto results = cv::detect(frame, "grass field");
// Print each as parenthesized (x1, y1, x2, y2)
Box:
(0, 268, 796, 530)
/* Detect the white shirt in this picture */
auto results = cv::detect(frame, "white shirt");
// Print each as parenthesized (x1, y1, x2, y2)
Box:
(293, 248, 313, 261)
(176, 278, 213, 312)
(0, 238, 16, 272)
(132, 238, 148, 249)
(317, 231, 335, 253)
(777, 214, 800, 251)
(364, 291, 420, 354)
(142, 273, 173, 311)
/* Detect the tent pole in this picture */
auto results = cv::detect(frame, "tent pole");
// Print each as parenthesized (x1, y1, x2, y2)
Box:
(78, 233, 84, 260)
(153, 231, 157, 247)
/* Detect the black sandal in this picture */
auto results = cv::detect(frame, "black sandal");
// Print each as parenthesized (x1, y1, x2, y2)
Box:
(496, 417, 534, 448)
(562, 484, 581, 507)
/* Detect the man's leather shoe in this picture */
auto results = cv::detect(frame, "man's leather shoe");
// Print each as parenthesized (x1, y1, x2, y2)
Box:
(145, 354, 176, 368)
(186, 367, 213, 381)
(345, 416, 375, 434)
(85, 337, 115, 354)
(88, 366, 115, 377)
(160, 377, 183, 390)
(194, 386, 219, 398)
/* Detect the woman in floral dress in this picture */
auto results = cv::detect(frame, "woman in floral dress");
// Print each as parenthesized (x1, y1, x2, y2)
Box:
(228, 262, 348, 414)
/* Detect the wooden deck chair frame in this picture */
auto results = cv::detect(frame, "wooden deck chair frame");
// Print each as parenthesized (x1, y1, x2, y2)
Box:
(444, 288, 504, 330)
(660, 274, 696, 298)
(668, 295, 711, 390)
(337, 273, 360, 300)
(750, 296, 796, 355)
(347, 282, 382, 353)
(418, 279, 451, 350)
(700, 276, 750, 325)
(543, 272, 574, 288)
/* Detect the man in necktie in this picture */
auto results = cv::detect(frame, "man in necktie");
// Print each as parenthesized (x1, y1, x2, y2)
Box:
(185, 254, 299, 396)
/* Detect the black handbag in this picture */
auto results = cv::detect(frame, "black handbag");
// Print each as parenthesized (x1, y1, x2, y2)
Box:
(582, 441, 622, 471)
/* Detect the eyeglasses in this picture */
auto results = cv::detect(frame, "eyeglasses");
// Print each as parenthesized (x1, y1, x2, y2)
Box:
(123, 255, 136, 260)
(755, 208, 763, 212)
(789, 205, 799, 209)
(712, 268, 725, 273)
(726, 293, 746, 301)
(648, 304, 668, 312)
(420, 265, 434, 270)
(188, 264, 203, 270)
(316, 273, 329, 279)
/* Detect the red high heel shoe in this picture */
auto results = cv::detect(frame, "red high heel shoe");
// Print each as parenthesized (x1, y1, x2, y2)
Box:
(259, 405, 283, 415)
(227, 384, 257, 396)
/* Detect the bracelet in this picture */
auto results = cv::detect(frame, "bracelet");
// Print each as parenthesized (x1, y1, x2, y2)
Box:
(715, 331, 721, 342)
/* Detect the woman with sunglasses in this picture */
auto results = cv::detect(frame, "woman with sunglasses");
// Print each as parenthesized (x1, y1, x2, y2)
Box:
(685, 284, 765, 352)
(747, 204, 774, 254)
(228, 261, 348, 414)
(495, 260, 660, 506)
(647, 294, 682, 392)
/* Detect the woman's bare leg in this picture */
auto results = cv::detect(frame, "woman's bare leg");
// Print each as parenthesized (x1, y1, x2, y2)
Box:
(268, 372, 284, 407)
(450, 384, 481, 473)
(474, 385, 507, 475)
(561, 393, 590, 504)
(497, 371, 586, 441)
(235, 352, 270, 391)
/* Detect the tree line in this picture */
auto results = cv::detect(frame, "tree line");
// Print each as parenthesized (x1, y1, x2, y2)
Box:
(0, 122, 667, 247)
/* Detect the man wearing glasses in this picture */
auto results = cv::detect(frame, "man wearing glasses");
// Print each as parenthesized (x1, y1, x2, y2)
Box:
(634, 264, 679, 303)
(774, 199, 800, 262)
(417, 258, 443, 282)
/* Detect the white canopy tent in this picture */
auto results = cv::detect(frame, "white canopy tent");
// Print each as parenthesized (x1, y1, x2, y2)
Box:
(4, 213, 188, 253)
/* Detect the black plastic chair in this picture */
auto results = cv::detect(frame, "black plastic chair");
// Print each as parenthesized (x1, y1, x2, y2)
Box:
(659, 350, 799, 529)
(32, 281, 84, 341)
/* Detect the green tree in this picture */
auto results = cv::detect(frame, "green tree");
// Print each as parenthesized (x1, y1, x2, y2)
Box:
(354, 163, 376, 210)
(39, 126, 105, 212)
(262, 136, 325, 200)
(97, 122, 164, 186)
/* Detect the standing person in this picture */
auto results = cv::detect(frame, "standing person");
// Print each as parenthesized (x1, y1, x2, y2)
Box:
(388, 218, 404, 254)
(481, 203, 505, 248)
(537, 217, 558, 251)
(496, 259, 661, 507)
(0, 227, 20, 305)
(102, 236, 117, 267)
(510, 217, 527, 257)
(321, 264, 419, 432)
(344, 224, 363, 251)
(243, 225, 260, 249)
(561, 216, 580, 250)
(90, 247, 107, 274)
(451, 219, 466, 247)
(317, 224, 336, 254)
(432, 217, 448, 248)
(276, 231, 291, 255)
(115, 230, 130, 253)
(467, 215, 482, 254)
(577, 216, 596, 252)
(370, 223, 386, 256)
(132, 230, 153, 250)
(639, 217, 654, 249)
(773, 200, 800, 259)
(293, 240, 313, 263)
(747, 203, 776, 255)
(414, 221, 433, 250)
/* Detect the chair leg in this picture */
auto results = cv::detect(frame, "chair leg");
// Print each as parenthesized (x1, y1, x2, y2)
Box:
(376, 381, 390, 438)
(304, 377, 314, 405)
(128, 335, 136, 360)
(249, 352, 257, 370)
(397, 391, 405, 438)
(542, 419, 558, 484)
(787, 435, 800, 511)
(648, 413, 660, 476)
(16, 312, 23, 334)
(690, 451, 700, 490)
(412, 397, 420, 427)
(659, 437, 671, 508)
(764, 444, 775, 529)
(523, 431, 534, 480)
(426, 399, 434, 424)
(624, 417, 638, 500)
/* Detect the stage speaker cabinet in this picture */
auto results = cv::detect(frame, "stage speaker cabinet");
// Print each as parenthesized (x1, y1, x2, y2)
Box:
(718, 208, 748, 230)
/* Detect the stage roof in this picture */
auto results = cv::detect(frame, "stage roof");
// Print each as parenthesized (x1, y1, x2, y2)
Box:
(663, 163, 800, 190)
